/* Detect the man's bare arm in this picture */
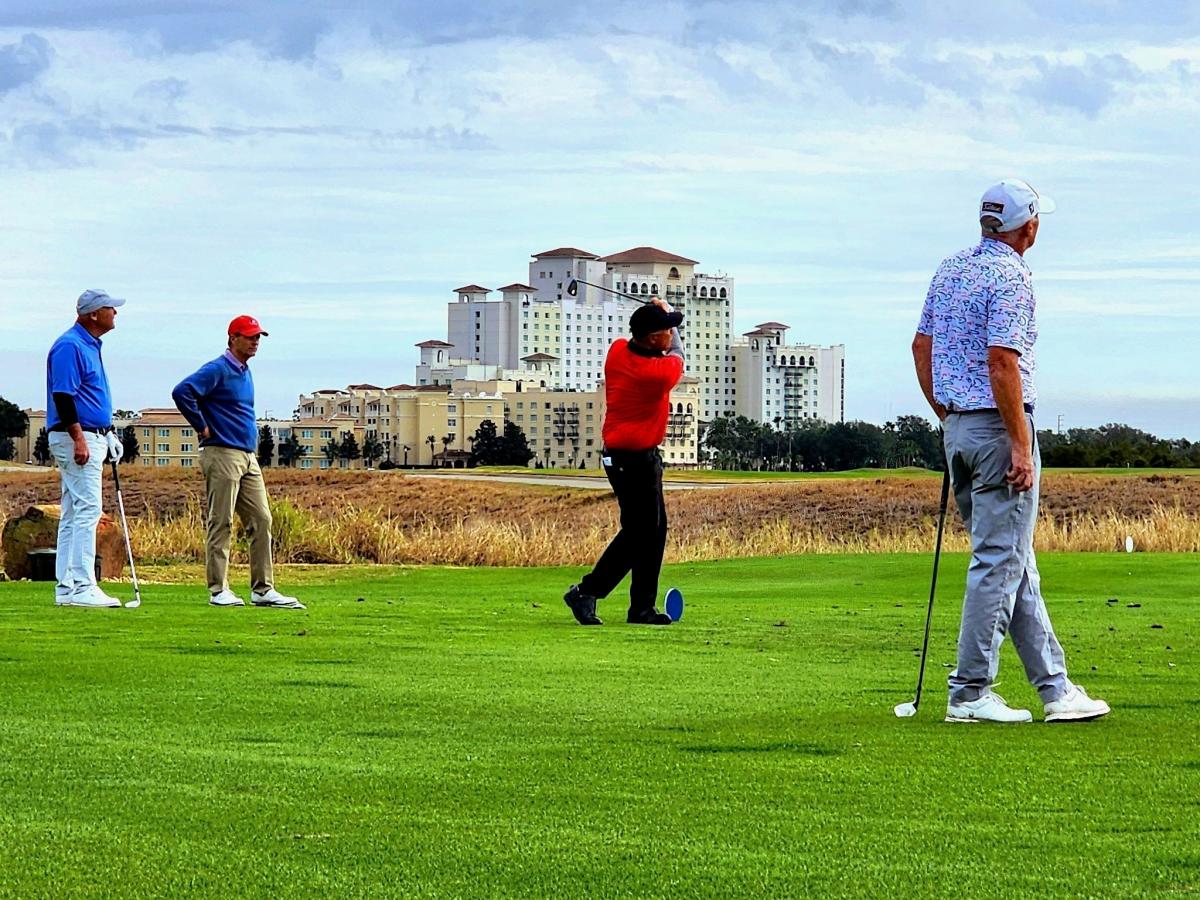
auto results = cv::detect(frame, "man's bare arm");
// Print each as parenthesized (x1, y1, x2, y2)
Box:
(987, 346, 1034, 492)
(911, 333, 946, 421)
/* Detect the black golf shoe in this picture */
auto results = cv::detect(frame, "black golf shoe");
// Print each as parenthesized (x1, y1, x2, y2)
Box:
(564, 584, 602, 625)
(627, 607, 672, 625)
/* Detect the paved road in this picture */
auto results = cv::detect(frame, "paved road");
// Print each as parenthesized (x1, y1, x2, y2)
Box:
(402, 471, 727, 491)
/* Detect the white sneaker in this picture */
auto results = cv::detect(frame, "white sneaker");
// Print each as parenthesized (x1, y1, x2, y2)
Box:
(55, 587, 75, 606)
(1044, 685, 1111, 723)
(64, 587, 122, 608)
(209, 589, 246, 607)
(945, 692, 1033, 724)
(251, 588, 305, 610)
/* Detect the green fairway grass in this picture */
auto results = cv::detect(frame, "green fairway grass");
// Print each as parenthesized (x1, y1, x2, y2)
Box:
(1, 554, 1196, 898)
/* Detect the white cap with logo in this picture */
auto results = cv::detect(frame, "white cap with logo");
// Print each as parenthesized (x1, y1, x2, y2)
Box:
(979, 179, 1056, 233)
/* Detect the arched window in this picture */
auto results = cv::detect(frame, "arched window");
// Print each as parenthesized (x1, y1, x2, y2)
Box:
(719, 288, 727, 298)
(437, 351, 443, 363)
(640, 283, 649, 294)
(752, 340, 759, 351)
(686, 403, 693, 414)
(700, 287, 708, 298)
(651, 284, 659, 294)
(677, 402, 684, 413)
(790, 355, 796, 366)
(669, 267, 680, 279)
(809, 355, 815, 366)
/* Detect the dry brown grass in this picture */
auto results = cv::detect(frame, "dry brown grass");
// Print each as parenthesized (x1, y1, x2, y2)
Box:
(5, 467, 1200, 565)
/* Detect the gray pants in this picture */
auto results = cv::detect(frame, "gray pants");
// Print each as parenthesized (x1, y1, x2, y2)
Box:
(943, 411, 1071, 705)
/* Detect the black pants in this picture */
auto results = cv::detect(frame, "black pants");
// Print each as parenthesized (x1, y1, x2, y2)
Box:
(580, 449, 667, 612)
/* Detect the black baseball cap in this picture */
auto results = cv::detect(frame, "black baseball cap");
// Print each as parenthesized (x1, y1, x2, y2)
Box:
(630, 304, 684, 340)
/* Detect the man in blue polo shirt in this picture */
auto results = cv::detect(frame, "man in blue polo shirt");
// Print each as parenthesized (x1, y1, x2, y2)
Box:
(172, 315, 303, 609)
(46, 289, 127, 608)
(913, 179, 1109, 724)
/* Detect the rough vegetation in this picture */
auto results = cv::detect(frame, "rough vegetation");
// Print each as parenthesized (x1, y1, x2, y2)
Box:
(3, 467, 1200, 566)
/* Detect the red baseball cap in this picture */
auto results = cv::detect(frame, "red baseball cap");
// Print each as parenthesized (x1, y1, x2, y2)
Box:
(228, 315, 269, 337)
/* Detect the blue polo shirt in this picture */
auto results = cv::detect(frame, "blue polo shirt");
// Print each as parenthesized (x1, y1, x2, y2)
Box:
(917, 238, 1038, 411)
(171, 352, 258, 452)
(46, 323, 113, 430)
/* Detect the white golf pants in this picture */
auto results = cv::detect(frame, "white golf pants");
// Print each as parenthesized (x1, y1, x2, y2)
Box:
(48, 431, 108, 596)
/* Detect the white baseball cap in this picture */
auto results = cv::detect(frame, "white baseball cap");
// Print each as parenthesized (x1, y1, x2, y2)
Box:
(979, 179, 1056, 233)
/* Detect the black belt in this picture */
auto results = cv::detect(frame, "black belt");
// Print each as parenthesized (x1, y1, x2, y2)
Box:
(50, 425, 113, 435)
(947, 404, 1033, 415)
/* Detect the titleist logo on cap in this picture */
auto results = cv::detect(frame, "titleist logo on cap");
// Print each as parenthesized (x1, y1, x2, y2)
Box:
(981, 201, 1005, 214)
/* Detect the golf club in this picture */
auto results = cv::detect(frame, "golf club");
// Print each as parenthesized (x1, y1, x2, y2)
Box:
(565, 278, 651, 305)
(110, 460, 142, 609)
(894, 464, 951, 718)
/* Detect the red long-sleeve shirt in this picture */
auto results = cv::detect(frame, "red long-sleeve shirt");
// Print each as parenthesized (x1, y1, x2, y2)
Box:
(601, 338, 685, 451)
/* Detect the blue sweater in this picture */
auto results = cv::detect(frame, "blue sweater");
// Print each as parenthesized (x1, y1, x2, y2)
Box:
(172, 355, 258, 452)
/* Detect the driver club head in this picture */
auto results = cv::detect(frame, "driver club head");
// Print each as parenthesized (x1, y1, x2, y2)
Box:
(565, 279, 579, 297)
(893, 702, 917, 718)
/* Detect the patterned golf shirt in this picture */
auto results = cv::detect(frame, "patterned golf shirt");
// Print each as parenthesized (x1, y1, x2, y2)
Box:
(917, 238, 1038, 411)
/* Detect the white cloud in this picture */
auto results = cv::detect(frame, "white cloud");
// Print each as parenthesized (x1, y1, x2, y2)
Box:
(1, 6, 1199, 436)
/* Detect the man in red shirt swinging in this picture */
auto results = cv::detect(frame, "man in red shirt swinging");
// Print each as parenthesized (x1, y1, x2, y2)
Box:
(564, 297, 685, 626)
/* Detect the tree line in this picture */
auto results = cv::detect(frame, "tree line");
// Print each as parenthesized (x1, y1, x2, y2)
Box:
(6, 393, 1200, 471)
(700, 415, 1200, 472)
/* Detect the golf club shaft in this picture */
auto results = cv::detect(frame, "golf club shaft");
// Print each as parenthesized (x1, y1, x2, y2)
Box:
(912, 465, 952, 709)
(111, 461, 141, 602)
(570, 278, 651, 305)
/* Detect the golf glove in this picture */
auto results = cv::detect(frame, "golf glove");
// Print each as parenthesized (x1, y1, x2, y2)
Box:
(106, 431, 124, 463)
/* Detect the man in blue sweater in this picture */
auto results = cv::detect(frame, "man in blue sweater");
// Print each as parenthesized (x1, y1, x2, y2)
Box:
(172, 315, 304, 609)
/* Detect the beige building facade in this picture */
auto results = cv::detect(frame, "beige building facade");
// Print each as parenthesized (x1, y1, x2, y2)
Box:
(13, 409, 47, 464)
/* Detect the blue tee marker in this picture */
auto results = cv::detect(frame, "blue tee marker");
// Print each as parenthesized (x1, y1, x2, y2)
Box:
(665, 587, 684, 622)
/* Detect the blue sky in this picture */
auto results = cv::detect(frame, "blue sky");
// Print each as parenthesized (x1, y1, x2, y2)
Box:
(1, 1, 1198, 434)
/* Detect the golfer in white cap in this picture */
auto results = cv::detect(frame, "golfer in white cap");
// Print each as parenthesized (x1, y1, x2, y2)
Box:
(45, 289, 128, 607)
(911, 179, 1110, 724)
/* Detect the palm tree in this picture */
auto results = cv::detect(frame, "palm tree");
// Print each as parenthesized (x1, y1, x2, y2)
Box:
(425, 434, 435, 465)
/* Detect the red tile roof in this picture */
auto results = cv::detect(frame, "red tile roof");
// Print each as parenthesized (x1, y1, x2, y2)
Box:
(522, 353, 559, 361)
(453, 284, 491, 293)
(386, 384, 416, 391)
(497, 283, 536, 292)
(600, 247, 698, 265)
(415, 339, 454, 348)
(532, 247, 599, 259)
(755, 321, 790, 330)
(347, 383, 383, 390)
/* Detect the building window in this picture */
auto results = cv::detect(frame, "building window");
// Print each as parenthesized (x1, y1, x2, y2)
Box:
(302, 429, 312, 439)
(182, 428, 193, 437)
(181, 458, 194, 467)
(157, 443, 169, 452)
(320, 430, 332, 439)
(156, 458, 169, 466)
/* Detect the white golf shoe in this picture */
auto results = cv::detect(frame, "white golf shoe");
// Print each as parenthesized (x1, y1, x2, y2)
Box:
(1044, 685, 1111, 723)
(63, 587, 122, 608)
(209, 589, 246, 607)
(251, 588, 305, 610)
(945, 692, 1033, 724)
(55, 587, 75, 606)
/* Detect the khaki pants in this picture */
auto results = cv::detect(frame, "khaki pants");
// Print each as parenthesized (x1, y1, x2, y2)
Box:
(200, 447, 274, 596)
